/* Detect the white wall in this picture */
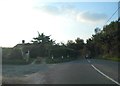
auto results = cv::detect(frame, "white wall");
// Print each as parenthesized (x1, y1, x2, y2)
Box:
(0, 47, 2, 85)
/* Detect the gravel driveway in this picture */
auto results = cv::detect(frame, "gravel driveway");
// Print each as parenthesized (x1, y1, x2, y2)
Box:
(2, 64, 56, 84)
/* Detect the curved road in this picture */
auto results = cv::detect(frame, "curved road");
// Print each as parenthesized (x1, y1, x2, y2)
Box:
(3, 58, 119, 85)
(44, 59, 119, 84)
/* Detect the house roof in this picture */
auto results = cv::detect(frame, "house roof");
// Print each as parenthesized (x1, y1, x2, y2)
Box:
(14, 43, 32, 49)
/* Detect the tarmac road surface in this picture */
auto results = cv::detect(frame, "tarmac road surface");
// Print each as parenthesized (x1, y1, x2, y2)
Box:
(2, 58, 119, 85)
(44, 59, 119, 84)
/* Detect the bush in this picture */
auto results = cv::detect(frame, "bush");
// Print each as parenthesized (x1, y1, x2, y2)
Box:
(9, 49, 22, 59)
(50, 48, 79, 59)
(2, 48, 12, 59)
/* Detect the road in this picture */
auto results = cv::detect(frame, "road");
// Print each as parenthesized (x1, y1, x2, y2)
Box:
(44, 59, 119, 84)
(2, 58, 119, 85)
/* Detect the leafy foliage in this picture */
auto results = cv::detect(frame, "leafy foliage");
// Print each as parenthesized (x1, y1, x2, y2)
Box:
(86, 20, 119, 60)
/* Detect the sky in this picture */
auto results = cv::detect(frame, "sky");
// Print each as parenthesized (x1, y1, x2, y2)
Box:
(0, 0, 119, 47)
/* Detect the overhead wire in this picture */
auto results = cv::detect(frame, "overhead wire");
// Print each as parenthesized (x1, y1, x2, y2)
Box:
(104, 2, 120, 25)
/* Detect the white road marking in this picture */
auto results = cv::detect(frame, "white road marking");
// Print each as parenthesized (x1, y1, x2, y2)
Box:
(91, 64, 120, 85)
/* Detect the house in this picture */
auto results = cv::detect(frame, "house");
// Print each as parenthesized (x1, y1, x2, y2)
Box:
(13, 41, 33, 61)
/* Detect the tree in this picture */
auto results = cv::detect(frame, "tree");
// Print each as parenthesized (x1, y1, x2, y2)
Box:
(66, 38, 85, 57)
(86, 20, 120, 59)
(30, 32, 55, 58)
(94, 27, 101, 34)
(31, 32, 52, 44)
(86, 38, 95, 58)
(67, 40, 76, 49)
(75, 38, 84, 50)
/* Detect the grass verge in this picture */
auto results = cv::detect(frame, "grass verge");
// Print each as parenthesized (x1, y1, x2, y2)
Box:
(95, 55, 120, 62)
(2, 58, 35, 65)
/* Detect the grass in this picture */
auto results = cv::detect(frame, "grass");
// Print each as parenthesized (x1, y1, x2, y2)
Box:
(2, 57, 35, 65)
(103, 57, 120, 62)
(95, 55, 120, 62)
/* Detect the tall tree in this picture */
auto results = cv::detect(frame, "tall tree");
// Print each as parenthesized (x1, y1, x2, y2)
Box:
(86, 20, 120, 59)
(30, 32, 55, 58)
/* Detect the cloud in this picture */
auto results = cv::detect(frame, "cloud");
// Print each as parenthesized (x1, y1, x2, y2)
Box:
(34, 3, 77, 16)
(42, 5, 62, 15)
(34, 3, 107, 24)
(76, 11, 107, 23)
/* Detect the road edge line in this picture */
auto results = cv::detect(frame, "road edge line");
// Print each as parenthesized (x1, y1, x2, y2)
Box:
(91, 64, 120, 85)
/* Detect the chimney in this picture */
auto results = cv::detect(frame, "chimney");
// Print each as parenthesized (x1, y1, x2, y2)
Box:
(22, 40, 25, 44)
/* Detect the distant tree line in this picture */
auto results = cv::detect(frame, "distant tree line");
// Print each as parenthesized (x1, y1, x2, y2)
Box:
(2, 20, 120, 62)
(29, 32, 84, 59)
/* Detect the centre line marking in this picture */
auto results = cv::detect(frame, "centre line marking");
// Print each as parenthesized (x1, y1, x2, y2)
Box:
(91, 64, 120, 85)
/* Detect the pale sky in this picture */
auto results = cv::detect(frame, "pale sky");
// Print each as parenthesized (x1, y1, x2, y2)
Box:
(0, 0, 119, 47)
